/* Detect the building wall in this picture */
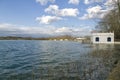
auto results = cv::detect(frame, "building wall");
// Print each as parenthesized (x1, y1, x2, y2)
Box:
(91, 33, 114, 44)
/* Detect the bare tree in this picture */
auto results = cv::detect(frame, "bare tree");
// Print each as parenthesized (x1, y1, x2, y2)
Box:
(96, 0, 120, 39)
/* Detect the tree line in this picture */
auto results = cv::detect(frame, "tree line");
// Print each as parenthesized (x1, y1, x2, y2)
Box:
(0, 35, 76, 40)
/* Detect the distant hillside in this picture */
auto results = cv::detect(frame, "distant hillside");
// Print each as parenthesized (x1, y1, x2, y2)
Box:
(48, 35, 76, 40)
(0, 35, 76, 40)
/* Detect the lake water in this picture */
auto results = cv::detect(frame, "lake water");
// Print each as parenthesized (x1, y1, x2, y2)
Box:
(0, 40, 119, 80)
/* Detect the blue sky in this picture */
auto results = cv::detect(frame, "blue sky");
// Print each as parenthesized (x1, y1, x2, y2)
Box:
(0, 0, 114, 37)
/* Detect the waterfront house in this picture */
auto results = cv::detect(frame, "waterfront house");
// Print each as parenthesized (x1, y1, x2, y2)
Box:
(91, 32, 114, 44)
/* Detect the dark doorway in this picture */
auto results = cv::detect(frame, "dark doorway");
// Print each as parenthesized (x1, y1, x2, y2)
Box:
(95, 37, 99, 42)
(107, 37, 111, 42)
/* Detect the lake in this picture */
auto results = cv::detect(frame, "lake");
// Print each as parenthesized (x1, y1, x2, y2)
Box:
(0, 40, 119, 80)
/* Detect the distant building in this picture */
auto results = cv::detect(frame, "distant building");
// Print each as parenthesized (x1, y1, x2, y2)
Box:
(75, 37, 86, 42)
(91, 32, 114, 44)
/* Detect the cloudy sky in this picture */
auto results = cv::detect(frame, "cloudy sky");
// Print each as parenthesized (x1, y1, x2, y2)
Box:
(0, 0, 114, 37)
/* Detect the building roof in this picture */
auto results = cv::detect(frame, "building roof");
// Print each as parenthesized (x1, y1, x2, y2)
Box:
(92, 32, 114, 36)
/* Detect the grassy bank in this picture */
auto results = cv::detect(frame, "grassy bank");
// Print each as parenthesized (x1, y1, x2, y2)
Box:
(107, 62, 120, 80)
(90, 45, 120, 80)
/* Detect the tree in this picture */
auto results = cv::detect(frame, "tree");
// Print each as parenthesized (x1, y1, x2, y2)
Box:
(96, 0, 120, 39)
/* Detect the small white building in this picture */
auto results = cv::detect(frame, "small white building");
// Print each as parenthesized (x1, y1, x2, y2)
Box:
(75, 37, 86, 42)
(91, 32, 114, 44)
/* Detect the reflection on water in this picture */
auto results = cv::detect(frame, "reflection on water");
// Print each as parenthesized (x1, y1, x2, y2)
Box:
(0, 40, 119, 80)
(92, 44, 115, 50)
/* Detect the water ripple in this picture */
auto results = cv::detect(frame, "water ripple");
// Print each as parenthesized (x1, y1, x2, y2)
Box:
(0, 40, 118, 80)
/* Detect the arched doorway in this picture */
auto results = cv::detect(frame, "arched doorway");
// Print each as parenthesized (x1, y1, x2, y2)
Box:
(107, 37, 111, 42)
(95, 37, 99, 42)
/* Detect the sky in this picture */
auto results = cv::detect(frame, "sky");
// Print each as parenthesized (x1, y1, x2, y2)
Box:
(0, 0, 115, 37)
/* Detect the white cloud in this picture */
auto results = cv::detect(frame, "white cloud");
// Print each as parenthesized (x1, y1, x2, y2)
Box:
(104, 0, 117, 10)
(55, 26, 91, 36)
(0, 23, 57, 37)
(36, 0, 55, 5)
(0, 23, 91, 37)
(68, 0, 80, 5)
(104, 0, 116, 6)
(87, 5, 102, 13)
(60, 8, 79, 17)
(80, 5, 108, 19)
(84, 0, 103, 4)
(45, 5, 59, 14)
(80, 0, 118, 20)
(45, 5, 79, 17)
(84, 0, 89, 4)
(55, 27, 73, 33)
(36, 15, 62, 24)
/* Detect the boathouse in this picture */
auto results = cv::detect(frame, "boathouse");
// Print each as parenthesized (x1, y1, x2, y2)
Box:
(91, 32, 114, 44)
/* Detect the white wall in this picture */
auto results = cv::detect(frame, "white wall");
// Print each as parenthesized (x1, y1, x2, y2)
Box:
(91, 33, 114, 44)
